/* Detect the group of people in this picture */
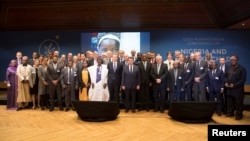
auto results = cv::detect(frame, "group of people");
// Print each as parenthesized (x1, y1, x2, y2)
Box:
(5, 49, 247, 120)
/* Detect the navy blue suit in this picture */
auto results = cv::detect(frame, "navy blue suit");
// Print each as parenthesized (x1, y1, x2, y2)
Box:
(207, 69, 224, 113)
(107, 61, 123, 102)
(121, 65, 140, 111)
(182, 62, 195, 101)
(167, 69, 184, 102)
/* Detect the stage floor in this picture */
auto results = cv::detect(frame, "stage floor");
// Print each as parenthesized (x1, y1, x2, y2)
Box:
(0, 105, 249, 141)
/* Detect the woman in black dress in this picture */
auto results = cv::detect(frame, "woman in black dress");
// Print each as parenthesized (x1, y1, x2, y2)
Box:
(30, 59, 40, 109)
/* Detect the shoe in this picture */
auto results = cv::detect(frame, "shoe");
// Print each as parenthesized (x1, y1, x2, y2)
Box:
(41, 107, 45, 110)
(59, 107, 64, 111)
(226, 113, 234, 117)
(49, 107, 54, 112)
(160, 110, 164, 113)
(132, 109, 136, 113)
(154, 109, 158, 112)
(37, 104, 41, 108)
(32, 106, 36, 110)
(125, 109, 129, 113)
(65, 108, 70, 112)
(235, 116, 243, 120)
(72, 107, 75, 111)
(16, 107, 22, 111)
(216, 112, 222, 116)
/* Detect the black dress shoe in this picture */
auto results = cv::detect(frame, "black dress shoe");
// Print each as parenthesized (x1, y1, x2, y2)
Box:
(59, 107, 64, 111)
(49, 107, 54, 112)
(216, 112, 222, 116)
(65, 108, 70, 112)
(125, 109, 129, 113)
(72, 107, 75, 111)
(235, 116, 243, 120)
(160, 110, 164, 113)
(16, 107, 22, 111)
(132, 109, 136, 113)
(226, 113, 234, 117)
(41, 107, 45, 110)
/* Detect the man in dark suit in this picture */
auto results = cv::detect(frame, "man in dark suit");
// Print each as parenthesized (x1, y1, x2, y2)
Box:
(47, 56, 63, 111)
(28, 51, 38, 66)
(150, 55, 168, 113)
(61, 60, 78, 111)
(225, 55, 247, 120)
(167, 61, 184, 102)
(218, 56, 229, 114)
(121, 57, 140, 113)
(182, 56, 194, 101)
(206, 61, 225, 116)
(138, 53, 151, 111)
(193, 51, 208, 101)
(107, 54, 123, 102)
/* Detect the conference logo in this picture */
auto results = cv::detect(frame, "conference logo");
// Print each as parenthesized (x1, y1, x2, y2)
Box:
(39, 39, 60, 56)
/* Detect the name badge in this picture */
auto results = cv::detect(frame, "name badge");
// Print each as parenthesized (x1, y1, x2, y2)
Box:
(215, 77, 219, 80)
(178, 76, 182, 79)
(57, 70, 60, 72)
(200, 67, 204, 70)
(186, 69, 190, 73)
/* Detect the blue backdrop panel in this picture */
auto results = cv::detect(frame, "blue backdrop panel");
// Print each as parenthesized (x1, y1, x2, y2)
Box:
(151, 30, 250, 84)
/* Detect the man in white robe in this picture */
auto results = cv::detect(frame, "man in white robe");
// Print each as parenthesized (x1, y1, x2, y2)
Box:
(16, 56, 34, 111)
(88, 57, 109, 101)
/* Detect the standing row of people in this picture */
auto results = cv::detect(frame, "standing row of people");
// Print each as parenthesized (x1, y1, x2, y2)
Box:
(5, 49, 247, 120)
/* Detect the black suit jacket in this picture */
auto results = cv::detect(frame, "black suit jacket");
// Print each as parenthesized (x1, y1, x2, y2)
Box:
(183, 62, 195, 85)
(193, 59, 208, 81)
(150, 63, 168, 88)
(138, 61, 151, 85)
(121, 65, 140, 89)
(107, 61, 123, 84)
(167, 69, 185, 91)
(78, 69, 91, 89)
(225, 64, 247, 97)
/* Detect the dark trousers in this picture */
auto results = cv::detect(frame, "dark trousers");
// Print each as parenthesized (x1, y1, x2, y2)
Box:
(40, 94, 49, 108)
(169, 86, 182, 102)
(209, 90, 224, 113)
(139, 83, 150, 109)
(183, 83, 193, 101)
(153, 85, 166, 111)
(64, 85, 76, 108)
(227, 95, 244, 117)
(50, 83, 62, 108)
(125, 89, 136, 110)
(108, 83, 120, 102)
(193, 81, 207, 101)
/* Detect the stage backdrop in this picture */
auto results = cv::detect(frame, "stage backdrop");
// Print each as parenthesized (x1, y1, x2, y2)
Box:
(150, 30, 250, 84)
(0, 31, 81, 83)
(0, 30, 249, 84)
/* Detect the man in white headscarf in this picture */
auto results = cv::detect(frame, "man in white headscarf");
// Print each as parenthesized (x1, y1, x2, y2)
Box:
(87, 57, 109, 101)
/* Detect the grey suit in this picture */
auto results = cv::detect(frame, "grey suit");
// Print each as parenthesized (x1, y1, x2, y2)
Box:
(47, 62, 63, 110)
(193, 59, 208, 101)
(61, 67, 79, 109)
(38, 66, 49, 109)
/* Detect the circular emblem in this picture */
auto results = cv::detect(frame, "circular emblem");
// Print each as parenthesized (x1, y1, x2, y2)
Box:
(39, 39, 60, 56)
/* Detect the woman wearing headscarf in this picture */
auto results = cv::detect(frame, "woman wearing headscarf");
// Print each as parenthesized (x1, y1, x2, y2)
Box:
(5, 60, 18, 110)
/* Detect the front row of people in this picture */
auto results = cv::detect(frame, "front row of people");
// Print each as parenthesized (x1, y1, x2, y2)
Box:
(5, 53, 247, 120)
